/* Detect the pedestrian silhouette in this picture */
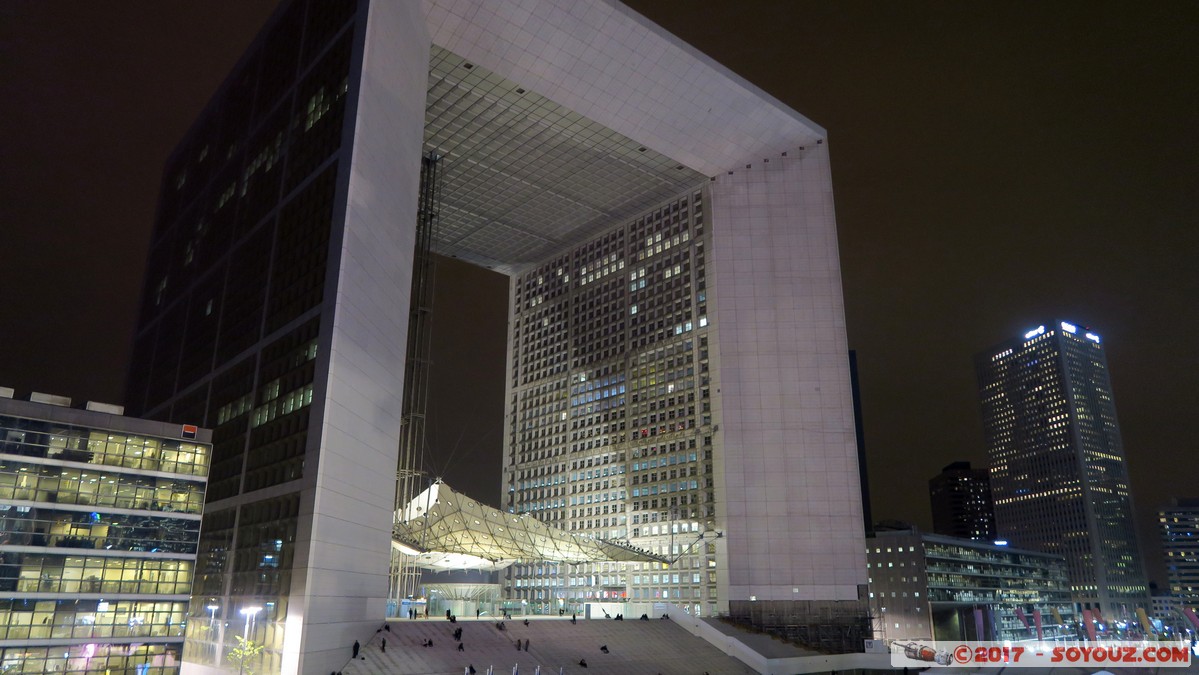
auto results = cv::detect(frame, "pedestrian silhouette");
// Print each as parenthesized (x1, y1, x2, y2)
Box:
(523, 618, 530, 626)
(469, 666, 477, 674)
(578, 658, 588, 667)
(458, 642, 465, 652)
(524, 638, 530, 651)
(600, 645, 609, 653)
(352, 640, 360, 658)
(381, 637, 386, 653)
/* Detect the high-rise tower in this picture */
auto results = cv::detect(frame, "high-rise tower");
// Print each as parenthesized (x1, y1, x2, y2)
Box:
(975, 322, 1148, 612)
(928, 461, 996, 541)
(128, 1, 867, 671)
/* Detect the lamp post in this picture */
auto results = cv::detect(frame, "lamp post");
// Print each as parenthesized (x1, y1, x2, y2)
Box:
(206, 604, 219, 659)
(238, 606, 262, 675)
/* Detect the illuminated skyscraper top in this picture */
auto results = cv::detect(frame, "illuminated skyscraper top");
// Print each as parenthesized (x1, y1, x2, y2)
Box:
(976, 322, 1148, 612)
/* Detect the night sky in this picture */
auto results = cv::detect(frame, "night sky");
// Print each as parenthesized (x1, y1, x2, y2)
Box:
(2, 2, 1196, 588)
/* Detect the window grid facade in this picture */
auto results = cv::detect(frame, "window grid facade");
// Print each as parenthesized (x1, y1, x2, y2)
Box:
(505, 190, 717, 616)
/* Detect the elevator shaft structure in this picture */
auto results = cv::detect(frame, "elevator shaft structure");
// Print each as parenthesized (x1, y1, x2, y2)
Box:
(390, 151, 442, 605)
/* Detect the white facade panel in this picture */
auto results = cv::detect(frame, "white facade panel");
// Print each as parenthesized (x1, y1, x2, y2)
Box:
(285, 2, 432, 673)
(707, 145, 866, 603)
(422, 0, 824, 177)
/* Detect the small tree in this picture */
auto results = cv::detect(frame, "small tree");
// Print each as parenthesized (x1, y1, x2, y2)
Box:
(228, 635, 264, 675)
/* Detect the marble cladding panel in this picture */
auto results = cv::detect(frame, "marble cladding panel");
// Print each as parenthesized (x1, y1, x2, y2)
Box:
(708, 145, 866, 602)
(291, 2, 432, 673)
(422, 0, 824, 175)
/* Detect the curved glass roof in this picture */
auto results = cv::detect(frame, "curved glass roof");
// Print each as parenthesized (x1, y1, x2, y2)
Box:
(393, 481, 666, 570)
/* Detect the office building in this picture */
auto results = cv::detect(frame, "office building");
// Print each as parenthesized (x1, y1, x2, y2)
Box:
(128, 1, 866, 672)
(503, 180, 865, 629)
(0, 390, 209, 674)
(1160, 497, 1199, 610)
(975, 322, 1148, 612)
(929, 461, 996, 541)
(867, 528, 1075, 642)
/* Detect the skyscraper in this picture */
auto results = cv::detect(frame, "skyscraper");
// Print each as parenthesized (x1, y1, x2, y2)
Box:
(975, 322, 1148, 612)
(1159, 497, 1199, 610)
(928, 461, 996, 541)
(128, 1, 866, 672)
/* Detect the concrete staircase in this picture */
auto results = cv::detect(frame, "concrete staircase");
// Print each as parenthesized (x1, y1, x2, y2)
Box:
(339, 616, 758, 675)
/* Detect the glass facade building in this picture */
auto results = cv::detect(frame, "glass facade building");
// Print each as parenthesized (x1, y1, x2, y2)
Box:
(0, 394, 209, 674)
(975, 322, 1149, 613)
(867, 529, 1075, 642)
(127, 3, 357, 673)
(928, 461, 996, 541)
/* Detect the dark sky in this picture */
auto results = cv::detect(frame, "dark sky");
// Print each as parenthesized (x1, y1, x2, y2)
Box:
(2, 2, 1196, 587)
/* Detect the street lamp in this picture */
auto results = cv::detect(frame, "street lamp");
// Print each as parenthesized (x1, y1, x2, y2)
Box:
(206, 604, 220, 666)
(238, 606, 262, 675)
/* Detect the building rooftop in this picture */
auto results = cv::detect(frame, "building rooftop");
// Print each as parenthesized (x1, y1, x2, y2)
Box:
(0, 391, 211, 443)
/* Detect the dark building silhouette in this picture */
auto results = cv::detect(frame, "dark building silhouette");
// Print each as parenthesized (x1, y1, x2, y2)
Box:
(849, 351, 872, 536)
(928, 461, 996, 541)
